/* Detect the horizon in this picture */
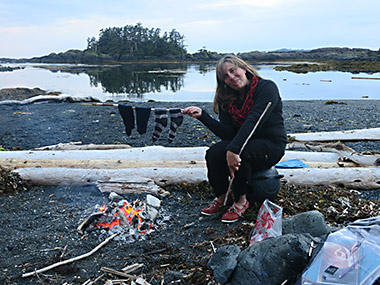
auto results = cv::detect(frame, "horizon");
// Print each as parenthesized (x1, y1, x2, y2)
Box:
(1, 0, 379, 59)
(1, 46, 378, 61)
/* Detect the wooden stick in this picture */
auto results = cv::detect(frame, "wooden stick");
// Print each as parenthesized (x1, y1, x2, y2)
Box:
(121, 263, 144, 273)
(352, 76, 380, 80)
(22, 233, 120, 278)
(224, 101, 272, 205)
(210, 241, 216, 253)
(100, 266, 133, 278)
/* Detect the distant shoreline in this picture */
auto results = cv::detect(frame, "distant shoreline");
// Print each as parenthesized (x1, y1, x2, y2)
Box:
(1, 46, 380, 65)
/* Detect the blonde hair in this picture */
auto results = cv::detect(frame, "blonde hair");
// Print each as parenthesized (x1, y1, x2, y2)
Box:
(213, 54, 261, 114)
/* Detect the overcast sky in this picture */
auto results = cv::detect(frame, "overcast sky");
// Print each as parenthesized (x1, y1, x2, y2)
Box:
(1, 0, 379, 58)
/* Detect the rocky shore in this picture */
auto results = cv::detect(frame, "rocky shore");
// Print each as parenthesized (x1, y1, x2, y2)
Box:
(0, 97, 380, 284)
(1, 99, 379, 153)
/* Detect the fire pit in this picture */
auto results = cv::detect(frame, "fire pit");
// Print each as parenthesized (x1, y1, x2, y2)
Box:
(77, 193, 167, 242)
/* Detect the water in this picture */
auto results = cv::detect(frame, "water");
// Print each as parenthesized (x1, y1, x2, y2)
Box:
(1, 62, 379, 102)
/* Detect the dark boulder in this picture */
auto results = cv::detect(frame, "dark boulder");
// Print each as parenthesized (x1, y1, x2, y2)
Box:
(207, 210, 332, 284)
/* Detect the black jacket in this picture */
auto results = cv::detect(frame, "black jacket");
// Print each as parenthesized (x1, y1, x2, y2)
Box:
(198, 78, 287, 154)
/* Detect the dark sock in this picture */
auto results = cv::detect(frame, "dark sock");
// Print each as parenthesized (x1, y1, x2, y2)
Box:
(135, 107, 151, 134)
(152, 108, 168, 142)
(168, 108, 183, 143)
(118, 104, 134, 136)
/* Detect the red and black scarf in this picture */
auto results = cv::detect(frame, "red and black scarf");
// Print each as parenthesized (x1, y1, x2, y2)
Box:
(228, 76, 259, 126)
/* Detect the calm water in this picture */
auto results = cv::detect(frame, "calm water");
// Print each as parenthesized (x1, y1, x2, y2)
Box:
(1, 62, 379, 102)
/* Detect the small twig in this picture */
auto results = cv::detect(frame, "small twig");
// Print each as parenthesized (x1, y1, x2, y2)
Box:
(210, 241, 216, 253)
(35, 269, 44, 284)
(22, 233, 120, 278)
(59, 245, 68, 259)
(308, 241, 316, 257)
(82, 279, 91, 285)
(40, 247, 64, 252)
(100, 267, 133, 279)
(143, 248, 167, 255)
(84, 273, 105, 285)
(121, 263, 144, 274)
(281, 280, 288, 285)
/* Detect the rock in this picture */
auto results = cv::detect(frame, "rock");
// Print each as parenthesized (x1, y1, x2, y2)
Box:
(146, 206, 159, 221)
(282, 210, 331, 238)
(146, 194, 161, 208)
(207, 245, 241, 284)
(207, 210, 332, 284)
(230, 233, 314, 285)
(109, 192, 123, 202)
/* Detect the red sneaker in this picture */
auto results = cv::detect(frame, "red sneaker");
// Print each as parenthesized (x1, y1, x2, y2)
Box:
(201, 197, 232, 216)
(221, 201, 250, 223)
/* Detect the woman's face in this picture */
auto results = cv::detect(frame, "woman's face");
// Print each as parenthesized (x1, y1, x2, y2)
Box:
(222, 62, 249, 92)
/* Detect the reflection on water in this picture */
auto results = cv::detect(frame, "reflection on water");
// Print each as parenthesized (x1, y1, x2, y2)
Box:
(0, 62, 379, 101)
(88, 63, 187, 97)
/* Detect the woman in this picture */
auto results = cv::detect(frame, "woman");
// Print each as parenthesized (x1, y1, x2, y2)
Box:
(182, 55, 287, 223)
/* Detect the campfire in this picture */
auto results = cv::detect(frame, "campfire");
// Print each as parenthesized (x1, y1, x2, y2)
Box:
(77, 193, 165, 241)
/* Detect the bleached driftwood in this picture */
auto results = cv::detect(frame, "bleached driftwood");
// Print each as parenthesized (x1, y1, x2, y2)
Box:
(13, 167, 208, 187)
(12, 166, 380, 190)
(288, 127, 380, 142)
(34, 142, 132, 151)
(0, 158, 358, 170)
(0, 94, 100, 105)
(1, 146, 379, 189)
(0, 146, 209, 163)
(96, 178, 170, 196)
(0, 146, 345, 165)
(287, 142, 380, 166)
(280, 167, 380, 190)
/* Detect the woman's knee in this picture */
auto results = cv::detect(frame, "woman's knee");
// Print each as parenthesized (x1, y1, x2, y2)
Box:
(205, 141, 229, 163)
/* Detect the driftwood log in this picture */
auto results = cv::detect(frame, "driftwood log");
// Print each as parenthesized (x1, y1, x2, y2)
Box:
(34, 142, 132, 151)
(287, 142, 380, 166)
(0, 144, 379, 190)
(0, 94, 100, 105)
(12, 166, 380, 190)
(288, 127, 380, 142)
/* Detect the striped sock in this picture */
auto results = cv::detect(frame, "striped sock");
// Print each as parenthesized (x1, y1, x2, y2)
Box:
(168, 108, 183, 143)
(152, 108, 168, 142)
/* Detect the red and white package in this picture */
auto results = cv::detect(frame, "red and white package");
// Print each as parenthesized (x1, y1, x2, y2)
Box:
(249, 199, 283, 245)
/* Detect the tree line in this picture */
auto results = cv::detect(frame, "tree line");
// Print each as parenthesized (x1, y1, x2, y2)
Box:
(86, 23, 187, 58)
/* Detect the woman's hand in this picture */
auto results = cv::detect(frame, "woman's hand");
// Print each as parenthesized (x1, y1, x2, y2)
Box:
(181, 106, 202, 118)
(226, 150, 241, 178)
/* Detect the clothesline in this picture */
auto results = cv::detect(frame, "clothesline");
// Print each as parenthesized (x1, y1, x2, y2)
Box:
(95, 102, 185, 143)
(82, 102, 182, 112)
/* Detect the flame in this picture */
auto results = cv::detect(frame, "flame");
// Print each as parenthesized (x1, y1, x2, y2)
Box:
(94, 201, 149, 233)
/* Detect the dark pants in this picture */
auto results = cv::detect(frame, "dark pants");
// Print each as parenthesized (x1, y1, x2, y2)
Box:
(205, 139, 285, 202)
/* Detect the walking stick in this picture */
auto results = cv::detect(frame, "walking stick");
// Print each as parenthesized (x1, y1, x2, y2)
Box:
(223, 101, 272, 206)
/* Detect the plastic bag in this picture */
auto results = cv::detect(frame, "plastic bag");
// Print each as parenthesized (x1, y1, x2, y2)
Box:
(249, 199, 283, 245)
(301, 215, 380, 285)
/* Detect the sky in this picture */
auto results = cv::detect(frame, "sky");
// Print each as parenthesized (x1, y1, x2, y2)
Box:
(0, 0, 379, 58)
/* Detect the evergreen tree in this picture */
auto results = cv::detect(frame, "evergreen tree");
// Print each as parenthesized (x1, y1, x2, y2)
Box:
(86, 23, 187, 58)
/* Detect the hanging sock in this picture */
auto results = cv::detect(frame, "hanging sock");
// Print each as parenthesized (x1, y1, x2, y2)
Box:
(168, 108, 184, 143)
(118, 104, 135, 136)
(135, 107, 151, 134)
(152, 108, 168, 142)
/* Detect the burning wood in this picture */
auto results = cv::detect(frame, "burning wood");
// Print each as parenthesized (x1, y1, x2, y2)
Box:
(77, 194, 164, 240)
